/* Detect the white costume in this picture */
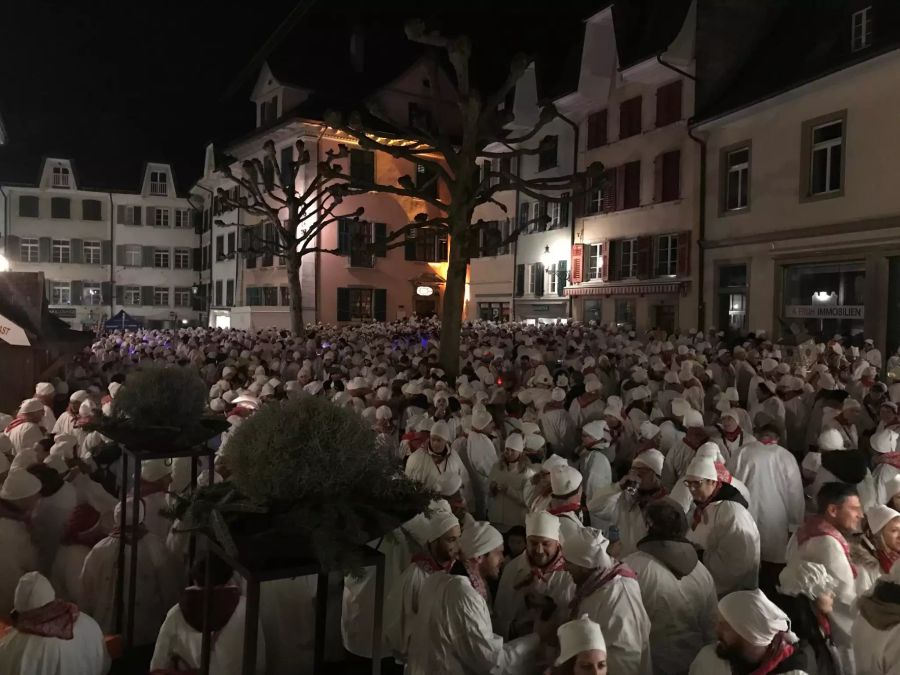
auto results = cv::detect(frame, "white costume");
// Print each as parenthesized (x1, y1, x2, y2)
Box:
(31, 481, 78, 576)
(852, 565, 900, 675)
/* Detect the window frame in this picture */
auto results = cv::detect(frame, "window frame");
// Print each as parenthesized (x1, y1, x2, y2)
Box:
(720, 141, 752, 214)
(82, 199, 102, 221)
(654, 234, 679, 277)
(153, 248, 170, 269)
(174, 248, 191, 269)
(20, 238, 39, 263)
(851, 6, 873, 52)
(51, 166, 70, 189)
(51, 281, 71, 305)
(349, 288, 374, 320)
(587, 243, 603, 281)
(538, 135, 558, 172)
(18, 195, 39, 218)
(153, 286, 170, 307)
(174, 208, 192, 228)
(619, 238, 638, 279)
(547, 263, 558, 295)
(800, 110, 847, 202)
(124, 286, 141, 305)
(124, 245, 142, 267)
(83, 240, 102, 265)
(51, 239, 71, 264)
(82, 282, 102, 306)
(619, 96, 643, 140)
(149, 171, 168, 196)
(174, 287, 191, 307)
(154, 207, 170, 227)
(586, 109, 608, 149)
(50, 197, 71, 219)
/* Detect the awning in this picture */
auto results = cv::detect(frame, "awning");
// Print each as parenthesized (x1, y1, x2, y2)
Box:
(565, 280, 688, 297)
(0, 312, 30, 346)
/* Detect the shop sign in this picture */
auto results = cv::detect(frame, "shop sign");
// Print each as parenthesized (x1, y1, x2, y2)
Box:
(416, 285, 434, 297)
(0, 312, 30, 346)
(785, 305, 864, 319)
(49, 307, 77, 318)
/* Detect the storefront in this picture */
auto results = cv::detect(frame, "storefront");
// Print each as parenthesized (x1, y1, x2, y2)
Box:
(778, 260, 866, 341)
(514, 299, 569, 322)
(567, 280, 689, 332)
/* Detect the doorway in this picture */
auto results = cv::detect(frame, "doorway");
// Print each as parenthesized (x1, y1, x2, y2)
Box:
(652, 302, 677, 334)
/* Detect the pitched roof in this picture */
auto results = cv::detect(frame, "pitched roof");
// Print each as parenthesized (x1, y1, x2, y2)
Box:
(695, 0, 900, 123)
(613, 0, 694, 70)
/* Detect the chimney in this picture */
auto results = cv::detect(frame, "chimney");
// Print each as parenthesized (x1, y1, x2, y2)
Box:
(350, 25, 365, 74)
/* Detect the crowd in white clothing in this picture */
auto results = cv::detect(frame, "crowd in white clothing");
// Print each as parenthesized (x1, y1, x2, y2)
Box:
(2, 318, 900, 674)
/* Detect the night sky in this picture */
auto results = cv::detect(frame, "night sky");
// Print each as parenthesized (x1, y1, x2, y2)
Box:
(0, 0, 598, 193)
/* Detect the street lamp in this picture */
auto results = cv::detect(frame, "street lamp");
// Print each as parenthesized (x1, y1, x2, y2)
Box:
(541, 245, 553, 266)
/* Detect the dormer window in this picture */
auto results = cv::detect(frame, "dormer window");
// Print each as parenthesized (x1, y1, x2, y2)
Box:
(150, 171, 168, 195)
(851, 6, 873, 51)
(52, 166, 70, 189)
(260, 95, 278, 125)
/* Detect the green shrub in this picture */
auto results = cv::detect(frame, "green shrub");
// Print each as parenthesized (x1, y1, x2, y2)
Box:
(111, 364, 207, 430)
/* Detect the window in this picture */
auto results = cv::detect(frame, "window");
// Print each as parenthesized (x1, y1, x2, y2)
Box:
(123, 286, 141, 305)
(532, 201, 544, 233)
(82, 282, 102, 306)
(547, 264, 557, 295)
(623, 161, 641, 209)
(121, 244, 140, 267)
(339, 220, 374, 268)
(82, 199, 102, 221)
(851, 6, 873, 51)
(227, 233, 235, 256)
(174, 287, 191, 307)
(405, 229, 447, 262)
(782, 261, 865, 341)
(538, 136, 558, 171)
(83, 240, 101, 265)
(808, 118, 844, 196)
(279, 286, 289, 306)
(216, 236, 225, 260)
(584, 299, 602, 323)
(215, 281, 223, 306)
(657, 150, 680, 202)
(153, 287, 169, 306)
(587, 110, 608, 149)
(20, 238, 39, 263)
(118, 205, 142, 225)
(415, 162, 438, 199)
(19, 195, 39, 217)
(51, 282, 71, 305)
(175, 209, 192, 228)
(349, 288, 374, 320)
(51, 239, 70, 263)
(587, 243, 603, 280)
(717, 264, 748, 332)
(349, 149, 375, 183)
(149, 171, 167, 195)
(655, 234, 678, 277)
(154, 208, 170, 227)
(174, 248, 191, 269)
(620, 239, 637, 278)
(478, 302, 510, 322)
(51, 197, 70, 219)
(655, 81, 683, 127)
(619, 96, 642, 139)
(51, 166, 70, 188)
(227, 280, 235, 306)
(260, 96, 278, 125)
(280, 145, 293, 186)
(723, 146, 750, 211)
(518, 202, 530, 233)
(615, 299, 636, 328)
(154, 248, 170, 268)
(547, 201, 562, 229)
(262, 287, 279, 306)
(528, 264, 539, 294)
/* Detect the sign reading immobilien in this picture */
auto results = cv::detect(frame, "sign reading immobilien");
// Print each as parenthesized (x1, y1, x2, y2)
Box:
(785, 305, 865, 319)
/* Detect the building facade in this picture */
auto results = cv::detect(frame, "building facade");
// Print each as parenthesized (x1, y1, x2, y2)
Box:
(695, 1, 900, 352)
(0, 158, 200, 329)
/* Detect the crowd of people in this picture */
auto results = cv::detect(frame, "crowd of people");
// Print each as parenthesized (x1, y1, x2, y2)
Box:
(1, 317, 900, 674)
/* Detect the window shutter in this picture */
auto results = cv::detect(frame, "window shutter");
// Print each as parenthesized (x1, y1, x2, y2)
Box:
(374, 222, 387, 257)
(5, 235, 20, 260)
(557, 260, 568, 297)
(44, 279, 53, 303)
(602, 168, 619, 212)
(70, 280, 82, 305)
(134, 207, 142, 225)
(142, 246, 154, 267)
(116, 205, 125, 224)
(676, 231, 691, 277)
(637, 236, 652, 279)
(374, 288, 387, 321)
(146, 207, 156, 225)
(663, 150, 681, 202)
(571, 244, 584, 283)
(338, 219, 351, 256)
(70, 238, 83, 264)
(115, 285, 124, 306)
(560, 195, 570, 229)
(535, 263, 545, 297)
(192, 247, 201, 272)
(623, 161, 641, 209)
(101, 241, 111, 265)
(39, 237, 51, 263)
(141, 286, 154, 306)
(515, 264, 526, 296)
(601, 240, 611, 282)
(101, 282, 111, 304)
(654, 154, 664, 203)
(404, 233, 416, 261)
(337, 288, 351, 322)
(116, 245, 125, 266)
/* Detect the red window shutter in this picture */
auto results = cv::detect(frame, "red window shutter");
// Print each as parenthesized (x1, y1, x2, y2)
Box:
(587, 109, 608, 149)
(602, 240, 614, 281)
(636, 236, 652, 279)
(656, 80, 682, 127)
(620, 96, 642, 138)
(663, 150, 681, 202)
(676, 231, 691, 277)
(601, 167, 618, 213)
(571, 244, 584, 283)
(623, 161, 641, 209)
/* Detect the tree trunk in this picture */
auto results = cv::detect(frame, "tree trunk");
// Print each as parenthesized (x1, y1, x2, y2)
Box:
(439, 229, 469, 380)
(285, 248, 304, 335)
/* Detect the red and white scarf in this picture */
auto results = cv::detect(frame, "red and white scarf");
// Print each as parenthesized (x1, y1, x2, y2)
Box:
(796, 515, 857, 578)
(874, 452, 900, 471)
(514, 551, 566, 590)
(12, 600, 79, 639)
(412, 553, 454, 575)
(569, 563, 637, 619)
(3, 415, 32, 434)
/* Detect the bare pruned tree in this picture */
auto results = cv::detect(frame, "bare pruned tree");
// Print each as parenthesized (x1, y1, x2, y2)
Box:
(215, 139, 363, 334)
(327, 19, 602, 377)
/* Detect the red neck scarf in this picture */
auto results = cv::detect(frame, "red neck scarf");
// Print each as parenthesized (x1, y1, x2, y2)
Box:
(515, 550, 566, 590)
(401, 431, 429, 452)
(797, 515, 856, 578)
(569, 563, 637, 619)
(12, 600, 79, 639)
(62, 503, 104, 546)
(74, 415, 94, 429)
(412, 553, 454, 574)
(715, 462, 733, 484)
(720, 427, 742, 443)
(749, 633, 796, 675)
(632, 486, 668, 511)
(691, 482, 724, 530)
(683, 432, 709, 451)
(4, 415, 32, 434)
(463, 559, 489, 599)
(549, 502, 581, 517)
(815, 610, 831, 639)
(578, 393, 601, 407)
(875, 452, 900, 471)
(876, 547, 900, 574)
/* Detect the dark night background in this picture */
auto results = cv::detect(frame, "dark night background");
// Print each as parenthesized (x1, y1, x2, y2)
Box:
(0, 0, 602, 192)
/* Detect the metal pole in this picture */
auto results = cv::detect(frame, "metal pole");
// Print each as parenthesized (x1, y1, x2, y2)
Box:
(200, 551, 213, 675)
(189, 454, 199, 567)
(371, 556, 385, 675)
(242, 579, 260, 675)
(126, 456, 142, 648)
(114, 452, 128, 634)
(313, 572, 328, 672)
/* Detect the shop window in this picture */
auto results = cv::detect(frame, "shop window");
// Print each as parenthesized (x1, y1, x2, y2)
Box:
(781, 261, 865, 341)
(717, 263, 749, 333)
(478, 302, 510, 322)
(584, 299, 602, 323)
(615, 299, 635, 328)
